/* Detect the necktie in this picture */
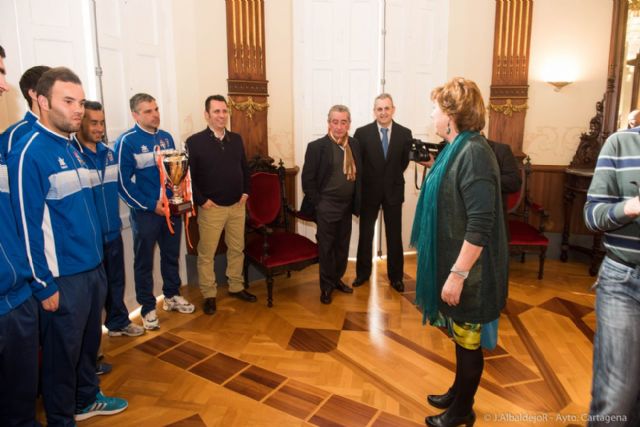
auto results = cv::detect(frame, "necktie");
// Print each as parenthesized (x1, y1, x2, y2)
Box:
(381, 127, 389, 159)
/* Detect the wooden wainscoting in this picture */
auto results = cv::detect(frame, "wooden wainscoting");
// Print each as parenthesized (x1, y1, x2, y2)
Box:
(527, 164, 591, 235)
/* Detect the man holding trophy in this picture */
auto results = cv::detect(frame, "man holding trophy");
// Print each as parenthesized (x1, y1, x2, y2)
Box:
(185, 95, 255, 315)
(115, 93, 195, 330)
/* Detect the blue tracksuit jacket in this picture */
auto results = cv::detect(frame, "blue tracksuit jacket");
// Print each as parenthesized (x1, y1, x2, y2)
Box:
(114, 123, 175, 212)
(0, 110, 38, 158)
(8, 121, 103, 300)
(0, 150, 33, 315)
(72, 137, 122, 243)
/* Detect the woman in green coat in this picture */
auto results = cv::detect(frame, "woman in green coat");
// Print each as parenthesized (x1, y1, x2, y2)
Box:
(411, 77, 509, 427)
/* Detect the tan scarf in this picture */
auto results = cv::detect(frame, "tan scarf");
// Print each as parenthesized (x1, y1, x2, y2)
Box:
(329, 132, 356, 181)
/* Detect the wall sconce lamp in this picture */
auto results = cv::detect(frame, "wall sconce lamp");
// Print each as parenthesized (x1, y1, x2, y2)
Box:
(547, 81, 572, 92)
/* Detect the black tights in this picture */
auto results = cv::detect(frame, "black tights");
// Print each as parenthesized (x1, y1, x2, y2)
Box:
(449, 343, 484, 415)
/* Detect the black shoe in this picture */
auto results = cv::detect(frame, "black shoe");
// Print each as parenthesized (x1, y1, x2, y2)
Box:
(320, 289, 332, 304)
(229, 289, 257, 302)
(391, 280, 405, 293)
(425, 409, 475, 427)
(334, 280, 354, 293)
(352, 276, 368, 287)
(427, 388, 455, 409)
(203, 297, 217, 315)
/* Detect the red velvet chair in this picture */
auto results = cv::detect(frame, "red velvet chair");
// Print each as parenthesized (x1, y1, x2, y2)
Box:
(244, 161, 319, 307)
(507, 157, 550, 279)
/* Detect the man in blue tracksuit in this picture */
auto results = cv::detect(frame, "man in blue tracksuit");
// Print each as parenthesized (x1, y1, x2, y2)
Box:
(73, 101, 144, 338)
(0, 65, 50, 158)
(8, 67, 128, 425)
(115, 93, 194, 331)
(0, 43, 41, 427)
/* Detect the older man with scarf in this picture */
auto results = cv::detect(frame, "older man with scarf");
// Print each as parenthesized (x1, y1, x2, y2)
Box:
(301, 104, 362, 305)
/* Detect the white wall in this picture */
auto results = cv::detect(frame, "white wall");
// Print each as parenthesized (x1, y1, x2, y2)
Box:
(265, 0, 295, 167)
(171, 0, 228, 144)
(444, 0, 612, 166)
(525, 0, 612, 165)
(446, 0, 495, 117)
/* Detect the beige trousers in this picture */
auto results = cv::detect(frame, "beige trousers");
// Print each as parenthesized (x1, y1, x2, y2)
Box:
(197, 203, 246, 298)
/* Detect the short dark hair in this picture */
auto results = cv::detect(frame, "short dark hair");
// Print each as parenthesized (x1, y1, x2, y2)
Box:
(0, 45, 5, 58)
(129, 93, 155, 112)
(19, 66, 51, 105)
(35, 67, 82, 103)
(205, 95, 227, 112)
(84, 100, 103, 112)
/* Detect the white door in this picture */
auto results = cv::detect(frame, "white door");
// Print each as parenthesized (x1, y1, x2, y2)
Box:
(383, 0, 448, 255)
(95, 0, 178, 146)
(94, 0, 181, 308)
(293, 0, 382, 256)
(0, 0, 94, 126)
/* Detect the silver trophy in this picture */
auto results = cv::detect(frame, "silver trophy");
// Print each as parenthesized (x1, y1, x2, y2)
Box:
(159, 149, 192, 214)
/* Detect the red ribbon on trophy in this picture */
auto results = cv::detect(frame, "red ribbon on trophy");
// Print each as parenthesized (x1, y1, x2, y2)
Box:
(155, 146, 196, 247)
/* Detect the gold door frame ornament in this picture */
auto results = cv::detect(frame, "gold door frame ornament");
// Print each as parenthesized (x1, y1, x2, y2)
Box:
(228, 96, 269, 120)
(489, 99, 529, 117)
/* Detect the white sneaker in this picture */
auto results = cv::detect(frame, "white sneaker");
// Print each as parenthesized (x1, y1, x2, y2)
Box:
(142, 310, 160, 330)
(108, 323, 145, 337)
(163, 295, 195, 314)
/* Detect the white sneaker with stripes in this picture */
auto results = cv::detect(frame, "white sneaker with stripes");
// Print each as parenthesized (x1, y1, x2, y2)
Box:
(162, 295, 195, 314)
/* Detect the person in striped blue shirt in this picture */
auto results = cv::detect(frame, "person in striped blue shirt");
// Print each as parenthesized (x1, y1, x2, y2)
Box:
(584, 128, 640, 426)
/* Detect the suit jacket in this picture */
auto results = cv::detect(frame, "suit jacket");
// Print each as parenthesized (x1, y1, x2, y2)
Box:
(487, 140, 522, 239)
(487, 140, 521, 200)
(300, 135, 362, 219)
(353, 120, 412, 206)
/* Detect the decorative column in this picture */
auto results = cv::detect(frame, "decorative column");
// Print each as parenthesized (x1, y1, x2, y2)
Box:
(487, 0, 534, 156)
(225, 0, 269, 159)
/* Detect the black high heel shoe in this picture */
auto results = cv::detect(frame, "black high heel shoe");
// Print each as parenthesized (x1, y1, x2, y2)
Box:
(425, 409, 475, 427)
(427, 388, 455, 409)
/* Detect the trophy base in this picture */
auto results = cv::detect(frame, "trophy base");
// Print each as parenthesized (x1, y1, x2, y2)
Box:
(169, 201, 193, 216)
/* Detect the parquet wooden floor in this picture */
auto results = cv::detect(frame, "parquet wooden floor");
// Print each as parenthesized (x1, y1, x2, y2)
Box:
(42, 256, 597, 426)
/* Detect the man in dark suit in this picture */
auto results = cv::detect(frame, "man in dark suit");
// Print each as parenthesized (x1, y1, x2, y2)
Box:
(352, 94, 412, 292)
(486, 139, 522, 213)
(301, 105, 362, 304)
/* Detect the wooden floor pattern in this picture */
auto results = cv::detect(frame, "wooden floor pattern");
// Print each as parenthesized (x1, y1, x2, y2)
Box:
(44, 256, 597, 426)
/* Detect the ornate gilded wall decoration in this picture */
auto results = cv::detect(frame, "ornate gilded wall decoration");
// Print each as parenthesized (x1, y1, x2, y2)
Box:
(489, 99, 529, 117)
(228, 96, 269, 120)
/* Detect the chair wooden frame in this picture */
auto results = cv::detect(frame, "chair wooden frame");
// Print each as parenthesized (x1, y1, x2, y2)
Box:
(243, 157, 319, 307)
(507, 157, 550, 279)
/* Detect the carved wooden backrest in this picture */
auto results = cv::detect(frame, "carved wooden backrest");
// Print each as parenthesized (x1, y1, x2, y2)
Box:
(569, 98, 605, 169)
